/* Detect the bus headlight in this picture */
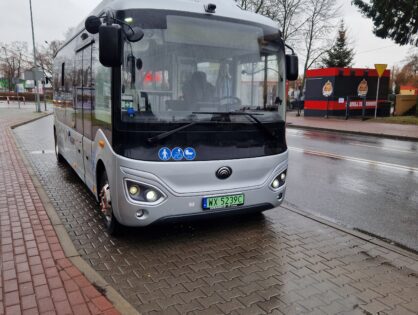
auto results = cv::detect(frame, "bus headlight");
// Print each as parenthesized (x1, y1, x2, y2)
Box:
(129, 184, 140, 197)
(272, 179, 280, 189)
(271, 170, 287, 190)
(126, 180, 164, 203)
(145, 190, 158, 202)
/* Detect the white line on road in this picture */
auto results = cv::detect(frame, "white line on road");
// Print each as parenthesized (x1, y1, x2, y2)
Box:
(289, 146, 418, 173)
(287, 130, 416, 154)
(345, 142, 416, 154)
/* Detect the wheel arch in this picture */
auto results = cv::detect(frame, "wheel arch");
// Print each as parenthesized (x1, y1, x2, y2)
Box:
(95, 159, 106, 200)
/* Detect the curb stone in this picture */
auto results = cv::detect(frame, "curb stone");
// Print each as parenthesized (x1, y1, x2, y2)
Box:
(10, 112, 53, 129)
(11, 119, 140, 315)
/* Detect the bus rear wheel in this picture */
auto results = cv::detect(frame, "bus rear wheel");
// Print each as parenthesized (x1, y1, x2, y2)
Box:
(99, 172, 122, 236)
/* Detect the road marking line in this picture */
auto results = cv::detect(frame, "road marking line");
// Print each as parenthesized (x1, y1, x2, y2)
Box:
(288, 146, 418, 173)
(345, 142, 416, 154)
(287, 131, 416, 154)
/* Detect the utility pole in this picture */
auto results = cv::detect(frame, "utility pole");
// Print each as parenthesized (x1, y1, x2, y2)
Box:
(29, 0, 41, 112)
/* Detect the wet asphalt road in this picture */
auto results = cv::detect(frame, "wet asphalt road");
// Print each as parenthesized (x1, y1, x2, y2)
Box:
(285, 128, 418, 251)
(15, 116, 418, 252)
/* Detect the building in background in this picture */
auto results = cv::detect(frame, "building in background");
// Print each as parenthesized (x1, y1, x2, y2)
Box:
(303, 67, 390, 117)
(400, 85, 418, 96)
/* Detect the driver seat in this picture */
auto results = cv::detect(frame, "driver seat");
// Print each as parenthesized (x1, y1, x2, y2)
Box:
(183, 71, 215, 103)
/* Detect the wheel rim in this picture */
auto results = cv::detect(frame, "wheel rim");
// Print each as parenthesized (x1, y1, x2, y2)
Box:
(100, 182, 113, 224)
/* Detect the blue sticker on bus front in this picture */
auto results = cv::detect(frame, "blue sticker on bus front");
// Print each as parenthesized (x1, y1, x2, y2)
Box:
(183, 147, 196, 160)
(172, 147, 184, 161)
(127, 107, 136, 117)
(158, 147, 171, 161)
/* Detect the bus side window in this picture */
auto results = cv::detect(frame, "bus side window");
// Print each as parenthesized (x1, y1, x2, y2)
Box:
(64, 42, 76, 129)
(92, 42, 112, 142)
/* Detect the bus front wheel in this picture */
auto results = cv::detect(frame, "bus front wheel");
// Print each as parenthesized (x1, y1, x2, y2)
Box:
(99, 172, 123, 236)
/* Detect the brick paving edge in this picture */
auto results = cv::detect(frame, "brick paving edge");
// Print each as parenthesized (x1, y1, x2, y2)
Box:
(286, 124, 418, 142)
(281, 204, 418, 272)
(10, 120, 140, 315)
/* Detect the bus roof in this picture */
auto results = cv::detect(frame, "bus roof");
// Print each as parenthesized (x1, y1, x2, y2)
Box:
(67, 0, 279, 41)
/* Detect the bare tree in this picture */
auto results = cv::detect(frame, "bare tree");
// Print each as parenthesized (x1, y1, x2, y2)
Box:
(394, 52, 418, 89)
(279, 0, 308, 43)
(0, 42, 31, 91)
(236, 0, 339, 84)
(301, 0, 339, 87)
(236, 0, 307, 43)
(37, 40, 63, 79)
(237, 0, 266, 14)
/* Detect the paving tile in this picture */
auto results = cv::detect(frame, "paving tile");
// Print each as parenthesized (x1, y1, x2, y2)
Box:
(4, 291, 19, 307)
(3, 280, 18, 293)
(21, 294, 37, 310)
(5, 304, 21, 315)
(358, 300, 392, 314)
(37, 297, 55, 313)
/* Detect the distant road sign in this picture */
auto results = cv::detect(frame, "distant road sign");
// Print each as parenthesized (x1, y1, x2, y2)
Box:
(374, 64, 387, 78)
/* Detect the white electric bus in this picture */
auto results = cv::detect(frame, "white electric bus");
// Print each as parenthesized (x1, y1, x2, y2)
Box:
(53, 0, 298, 235)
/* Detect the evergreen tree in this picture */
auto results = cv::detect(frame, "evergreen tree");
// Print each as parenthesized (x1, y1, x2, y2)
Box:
(353, 0, 417, 47)
(322, 20, 355, 68)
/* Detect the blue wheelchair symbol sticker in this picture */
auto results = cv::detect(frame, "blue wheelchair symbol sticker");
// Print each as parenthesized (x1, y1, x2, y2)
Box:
(183, 147, 196, 160)
(158, 147, 171, 161)
(172, 147, 184, 161)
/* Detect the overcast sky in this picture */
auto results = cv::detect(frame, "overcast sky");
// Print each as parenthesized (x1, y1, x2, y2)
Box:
(1, 0, 416, 69)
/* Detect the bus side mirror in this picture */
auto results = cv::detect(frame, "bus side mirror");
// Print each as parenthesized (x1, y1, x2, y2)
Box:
(99, 24, 123, 67)
(127, 27, 144, 43)
(286, 54, 299, 81)
(85, 16, 101, 34)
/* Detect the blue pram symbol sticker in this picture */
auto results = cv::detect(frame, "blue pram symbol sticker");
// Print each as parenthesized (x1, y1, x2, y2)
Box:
(183, 147, 196, 160)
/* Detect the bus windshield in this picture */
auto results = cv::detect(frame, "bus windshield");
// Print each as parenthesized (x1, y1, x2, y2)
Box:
(119, 11, 286, 126)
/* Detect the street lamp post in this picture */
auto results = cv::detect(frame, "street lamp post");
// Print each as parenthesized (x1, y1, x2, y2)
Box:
(29, 0, 41, 112)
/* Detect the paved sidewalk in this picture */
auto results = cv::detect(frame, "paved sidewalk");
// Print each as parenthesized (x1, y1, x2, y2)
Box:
(0, 108, 120, 314)
(287, 111, 418, 140)
(14, 114, 418, 314)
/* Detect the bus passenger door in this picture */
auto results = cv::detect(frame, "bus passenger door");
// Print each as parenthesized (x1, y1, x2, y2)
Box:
(73, 49, 85, 181)
(82, 43, 95, 192)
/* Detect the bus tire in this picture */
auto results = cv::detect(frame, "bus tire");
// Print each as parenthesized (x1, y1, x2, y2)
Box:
(54, 130, 64, 163)
(99, 171, 123, 236)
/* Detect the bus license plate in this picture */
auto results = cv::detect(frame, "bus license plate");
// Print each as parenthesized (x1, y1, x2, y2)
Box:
(202, 194, 245, 210)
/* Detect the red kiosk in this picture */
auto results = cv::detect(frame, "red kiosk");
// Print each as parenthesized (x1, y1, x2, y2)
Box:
(303, 67, 390, 117)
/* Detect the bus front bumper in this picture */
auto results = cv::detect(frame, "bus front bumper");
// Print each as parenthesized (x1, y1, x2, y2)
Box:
(113, 165, 287, 227)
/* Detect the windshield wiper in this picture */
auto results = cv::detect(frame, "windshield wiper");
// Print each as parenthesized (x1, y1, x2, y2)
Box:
(192, 111, 277, 139)
(147, 111, 277, 144)
(147, 121, 199, 143)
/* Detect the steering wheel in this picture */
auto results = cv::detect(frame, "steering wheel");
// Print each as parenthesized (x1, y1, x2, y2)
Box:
(219, 96, 241, 109)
